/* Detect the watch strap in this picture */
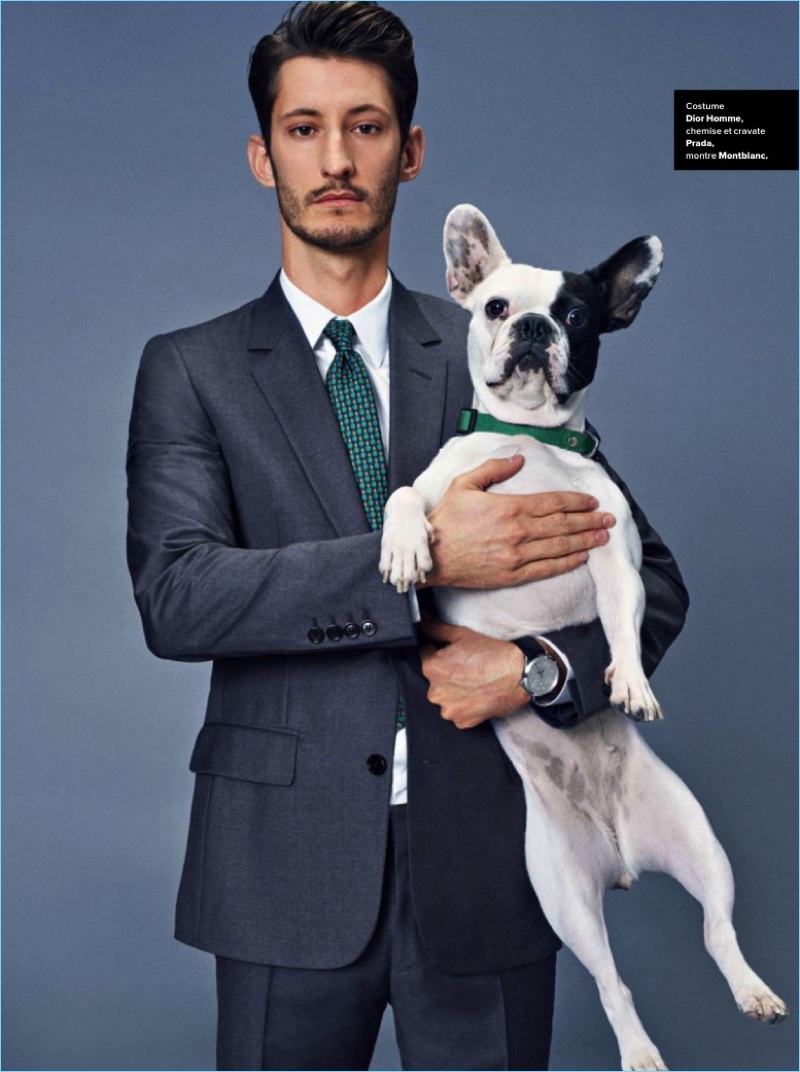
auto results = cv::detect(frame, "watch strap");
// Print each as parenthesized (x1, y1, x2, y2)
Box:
(513, 636, 547, 662)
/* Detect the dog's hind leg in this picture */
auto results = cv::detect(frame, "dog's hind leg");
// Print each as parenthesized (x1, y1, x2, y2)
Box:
(582, 485, 662, 723)
(621, 749, 788, 1025)
(522, 796, 668, 1071)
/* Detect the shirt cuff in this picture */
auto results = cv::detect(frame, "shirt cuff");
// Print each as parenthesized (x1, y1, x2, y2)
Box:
(408, 587, 421, 624)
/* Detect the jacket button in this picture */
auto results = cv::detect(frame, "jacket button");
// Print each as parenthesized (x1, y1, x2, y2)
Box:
(344, 622, 360, 640)
(308, 627, 325, 644)
(326, 624, 344, 641)
(366, 754, 387, 776)
(361, 620, 377, 637)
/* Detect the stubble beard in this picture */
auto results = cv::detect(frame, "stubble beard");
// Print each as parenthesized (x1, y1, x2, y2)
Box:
(272, 165, 400, 253)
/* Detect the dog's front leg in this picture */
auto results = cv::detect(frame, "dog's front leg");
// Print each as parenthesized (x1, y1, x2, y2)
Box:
(586, 488, 662, 721)
(380, 452, 458, 593)
(380, 485, 434, 592)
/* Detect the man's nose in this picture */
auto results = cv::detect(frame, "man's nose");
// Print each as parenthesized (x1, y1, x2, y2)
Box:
(321, 134, 354, 179)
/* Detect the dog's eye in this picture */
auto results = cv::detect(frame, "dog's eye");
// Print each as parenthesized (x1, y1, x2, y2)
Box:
(565, 308, 587, 328)
(485, 299, 508, 320)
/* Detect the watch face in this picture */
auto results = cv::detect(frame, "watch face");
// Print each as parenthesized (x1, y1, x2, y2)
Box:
(524, 655, 559, 698)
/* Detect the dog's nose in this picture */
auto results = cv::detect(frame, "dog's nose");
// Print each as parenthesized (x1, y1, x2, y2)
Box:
(515, 314, 553, 343)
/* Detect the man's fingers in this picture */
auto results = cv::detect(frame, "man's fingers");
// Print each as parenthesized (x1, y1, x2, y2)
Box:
(517, 508, 615, 541)
(516, 533, 595, 565)
(455, 474, 607, 528)
(514, 490, 602, 518)
(512, 549, 593, 583)
(455, 453, 525, 491)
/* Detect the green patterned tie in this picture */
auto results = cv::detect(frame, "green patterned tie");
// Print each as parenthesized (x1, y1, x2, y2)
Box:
(323, 318, 405, 730)
(323, 318, 388, 532)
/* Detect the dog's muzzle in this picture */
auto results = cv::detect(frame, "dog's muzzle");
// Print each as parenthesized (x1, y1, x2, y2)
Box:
(511, 314, 555, 371)
(488, 315, 570, 403)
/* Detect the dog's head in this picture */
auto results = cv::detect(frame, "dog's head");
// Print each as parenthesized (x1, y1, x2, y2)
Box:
(444, 205, 663, 427)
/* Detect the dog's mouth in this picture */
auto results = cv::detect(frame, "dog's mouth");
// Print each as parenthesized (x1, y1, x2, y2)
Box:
(486, 346, 571, 404)
(486, 348, 541, 384)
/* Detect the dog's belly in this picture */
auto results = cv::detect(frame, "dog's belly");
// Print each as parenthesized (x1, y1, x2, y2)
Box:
(432, 433, 602, 638)
(496, 705, 640, 875)
(435, 568, 596, 638)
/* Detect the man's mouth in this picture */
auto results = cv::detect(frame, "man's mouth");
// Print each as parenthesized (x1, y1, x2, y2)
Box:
(310, 187, 366, 206)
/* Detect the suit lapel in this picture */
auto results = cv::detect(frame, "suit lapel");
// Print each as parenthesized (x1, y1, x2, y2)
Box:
(388, 278, 449, 492)
(247, 275, 451, 535)
(248, 277, 369, 538)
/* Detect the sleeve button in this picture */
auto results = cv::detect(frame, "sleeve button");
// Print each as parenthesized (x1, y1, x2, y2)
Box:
(326, 624, 344, 641)
(360, 620, 377, 637)
(308, 627, 325, 644)
(344, 623, 360, 640)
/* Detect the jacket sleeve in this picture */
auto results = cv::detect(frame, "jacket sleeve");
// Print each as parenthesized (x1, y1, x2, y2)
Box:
(532, 447, 689, 728)
(126, 334, 416, 661)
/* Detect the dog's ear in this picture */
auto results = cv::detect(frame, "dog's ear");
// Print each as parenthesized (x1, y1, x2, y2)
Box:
(444, 205, 511, 305)
(587, 236, 663, 332)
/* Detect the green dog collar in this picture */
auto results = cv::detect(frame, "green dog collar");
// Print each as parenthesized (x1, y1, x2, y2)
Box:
(456, 409, 599, 457)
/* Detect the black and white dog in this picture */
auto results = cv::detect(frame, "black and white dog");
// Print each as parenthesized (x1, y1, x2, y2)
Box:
(379, 205, 786, 1071)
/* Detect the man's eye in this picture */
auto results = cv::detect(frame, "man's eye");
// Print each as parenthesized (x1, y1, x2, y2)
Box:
(291, 125, 316, 137)
(485, 299, 508, 320)
(354, 123, 380, 135)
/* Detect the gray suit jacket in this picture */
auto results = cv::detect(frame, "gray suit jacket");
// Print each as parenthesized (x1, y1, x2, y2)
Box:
(127, 275, 688, 973)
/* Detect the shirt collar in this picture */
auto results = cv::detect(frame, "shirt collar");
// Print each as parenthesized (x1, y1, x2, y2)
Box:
(279, 269, 392, 369)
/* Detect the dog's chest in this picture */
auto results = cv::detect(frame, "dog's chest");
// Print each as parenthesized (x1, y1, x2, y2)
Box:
(491, 436, 600, 496)
(432, 432, 608, 638)
(437, 431, 604, 497)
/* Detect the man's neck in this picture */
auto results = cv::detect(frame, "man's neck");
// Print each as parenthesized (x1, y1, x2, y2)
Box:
(280, 226, 391, 317)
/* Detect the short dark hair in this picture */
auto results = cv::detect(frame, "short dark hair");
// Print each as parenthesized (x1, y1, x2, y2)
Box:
(248, 1, 418, 148)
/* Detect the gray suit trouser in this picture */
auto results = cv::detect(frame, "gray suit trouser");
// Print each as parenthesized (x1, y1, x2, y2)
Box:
(216, 806, 556, 1071)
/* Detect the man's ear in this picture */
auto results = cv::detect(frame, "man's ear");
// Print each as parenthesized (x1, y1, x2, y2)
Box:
(398, 125, 425, 184)
(248, 135, 276, 189)
(444, 205, 510, 305)
(586, 236, 663, 332)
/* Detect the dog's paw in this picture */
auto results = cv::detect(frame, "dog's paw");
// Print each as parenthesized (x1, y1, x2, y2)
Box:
(380, 487, 435, 592)
(621, 1046, 668, 1071)
(736, 986, 788, 1024)
(605, 662, 663, 722)
(379, 519, 434, 593)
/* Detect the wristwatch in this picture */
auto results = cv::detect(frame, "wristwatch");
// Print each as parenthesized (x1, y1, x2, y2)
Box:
(513, 637, 565, 704)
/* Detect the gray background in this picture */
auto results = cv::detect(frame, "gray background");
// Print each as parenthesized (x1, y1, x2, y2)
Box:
(3, 2, 797, 1070)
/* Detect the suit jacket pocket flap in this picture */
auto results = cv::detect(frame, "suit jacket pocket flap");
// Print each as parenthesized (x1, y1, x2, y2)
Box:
(189, 723, 298, 786)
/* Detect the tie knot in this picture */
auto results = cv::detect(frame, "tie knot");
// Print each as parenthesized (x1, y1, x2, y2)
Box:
(323, 318, 355, 354)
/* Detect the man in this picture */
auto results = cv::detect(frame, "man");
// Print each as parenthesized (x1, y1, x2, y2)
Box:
(126, 3, 688, 1069)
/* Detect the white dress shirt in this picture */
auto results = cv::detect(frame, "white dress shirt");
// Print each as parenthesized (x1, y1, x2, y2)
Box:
(280, 269, 392, 453)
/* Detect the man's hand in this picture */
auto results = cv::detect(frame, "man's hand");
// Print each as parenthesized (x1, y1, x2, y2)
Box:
(420, 617, 531, 730)
(420, 454, 615, 590)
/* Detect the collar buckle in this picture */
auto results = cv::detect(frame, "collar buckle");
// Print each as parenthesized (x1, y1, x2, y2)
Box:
(456, 408, 479, 435)
(580, 433, 599, 458)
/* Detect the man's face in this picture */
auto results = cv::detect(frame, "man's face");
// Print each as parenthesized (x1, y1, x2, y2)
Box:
(253, 56, 420, 253)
